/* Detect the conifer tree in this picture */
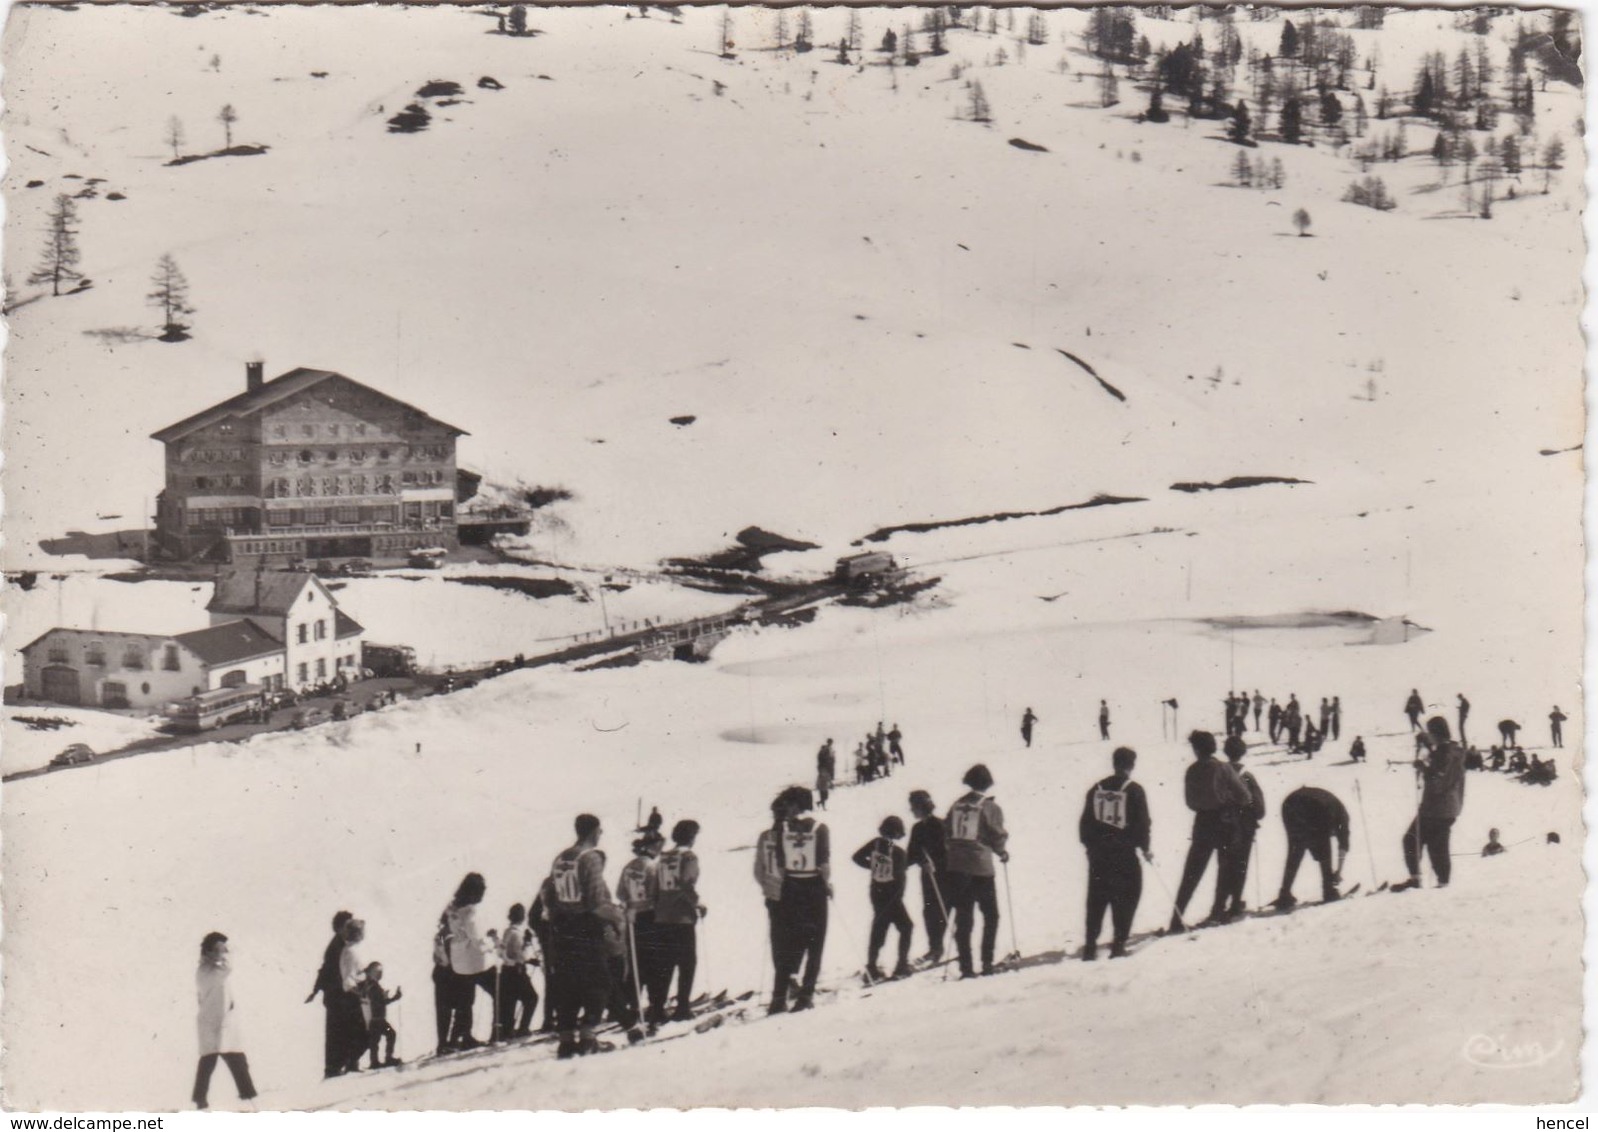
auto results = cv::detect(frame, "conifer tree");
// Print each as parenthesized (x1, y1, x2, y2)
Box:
(29, 194, 83, 297)
(147, 253, 195, 341)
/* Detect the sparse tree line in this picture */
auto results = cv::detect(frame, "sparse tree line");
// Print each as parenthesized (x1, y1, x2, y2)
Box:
(17, 192, 197, 341)
(165, 103, 245, 164)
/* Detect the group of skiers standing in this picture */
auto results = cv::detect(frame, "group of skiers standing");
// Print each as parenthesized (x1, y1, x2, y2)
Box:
(813, 724, 905, 806)
(1069, 711, 1470, 959)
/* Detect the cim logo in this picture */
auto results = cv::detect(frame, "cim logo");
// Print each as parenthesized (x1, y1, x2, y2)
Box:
(1462, 1033, 1566, 1070)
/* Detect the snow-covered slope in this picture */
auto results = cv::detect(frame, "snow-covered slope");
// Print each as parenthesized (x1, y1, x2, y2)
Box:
(0, 2, 1584, 1112)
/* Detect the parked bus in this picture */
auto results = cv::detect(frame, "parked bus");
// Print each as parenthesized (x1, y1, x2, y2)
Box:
(164, 684, 263, 733)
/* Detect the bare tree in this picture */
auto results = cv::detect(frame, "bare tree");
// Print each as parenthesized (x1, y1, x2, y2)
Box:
(147, 253, 196, 341)
(165, 115, 186, 161)
(218, 103, 238, 149)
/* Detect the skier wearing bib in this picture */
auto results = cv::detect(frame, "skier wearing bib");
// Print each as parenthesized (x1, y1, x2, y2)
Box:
(1273, 786, 1349, 907)
(944, 764, 1009, 978)
(655, 820, 704, 1022)
(754, 791, 791, 1003)
(852, 816, 913, 981)
(617, 833, 665, 1027)
(1169, 731, 1251, 933)
(771, 786, 830, 1013)
(1079, 747, 1151, 959)
(907, 790, 948, 963)
(540, 814, 624, 1058)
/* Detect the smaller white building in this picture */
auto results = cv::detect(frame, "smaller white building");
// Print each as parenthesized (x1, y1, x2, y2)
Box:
(21, 571, 367, 711)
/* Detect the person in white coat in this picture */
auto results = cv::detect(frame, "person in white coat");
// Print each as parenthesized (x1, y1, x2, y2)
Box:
(334, 918, 369, 1072)
(444, 873, 501, 1048)
(192, 932, 258, 1110)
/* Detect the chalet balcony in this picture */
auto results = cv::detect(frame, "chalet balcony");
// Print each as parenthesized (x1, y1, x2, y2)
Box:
(224, 518, 452, 540)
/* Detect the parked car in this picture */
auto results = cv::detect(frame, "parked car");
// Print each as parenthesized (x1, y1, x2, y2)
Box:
(407, 547, 448, 569)
(290, 708, 329, 731)
(338, 559, 375, 577)
(49, 743, 95, 768)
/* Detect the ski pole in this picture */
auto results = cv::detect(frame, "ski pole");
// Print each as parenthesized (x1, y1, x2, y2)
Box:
(925, 861, 952, 982)
(627, 917, 646, 1024)
(1145, 852, 1184, 930)
(1001, 858, 1020, 959)
(1353, 778, 1379, 891)
(1252, 837, 1262, 909)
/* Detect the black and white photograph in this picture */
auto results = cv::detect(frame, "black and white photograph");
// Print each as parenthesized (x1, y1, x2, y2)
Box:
(0, 0, 1588, 1114)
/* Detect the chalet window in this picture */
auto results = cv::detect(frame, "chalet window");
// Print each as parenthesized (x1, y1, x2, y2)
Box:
(378, 475, 395, 494)
(297, 663, 308, 683)
(378, 448, 391, 462)
(46, 643, 69, 664)
(302, 425, 315, 438)
(405, 502, 423, 521)
(299, 450, 313, 465)
(315, 659, 327, 679)
(195, 476, 212, 490)
(326, 450, 339, 463)
(164, 645, 181, 671)
(297, 624, 308, 645)
(273, 425, 287, 439)
(268, 452, 288, 467)
(329, 424, 340, 437)
(401, 472, 416, 487)
(268, 511, 292, 527)
(219, 423, 234, 435)
(305, 509, 326, 525)
(350, 448, 366, 464)
(350, 475, 367, 495)
(335, 506, 359, 524)
(440, 501, 454, 518)
(85, 643, 107, 667)
(123, 647, 145, 670)
(314, 620, 327, 641)
(323, 478, 340, 496)
(354, 424, 367, 436)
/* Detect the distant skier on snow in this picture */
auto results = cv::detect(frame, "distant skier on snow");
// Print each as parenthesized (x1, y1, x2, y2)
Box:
(1405, 690, 1424, 732)
(945, 763, 1009, 978)
(1394, 717, 1467, 892)
(888, 723, 905, 765)
(1456, 694, 1471, 744)
(1549, 707, 1567, 749)
(1099, 700, 1111, 741)
(1349, 736, 1367, 763)
(1252, 690, 1265, 732)
(1497, 718, 1521, 748)
(851, 815, 914, 981)
(1078, 746, 1151, 960)
(907, 789, 948, 965)
(1273, 786, 1349, 908)
(1021, 707, 1038, 748)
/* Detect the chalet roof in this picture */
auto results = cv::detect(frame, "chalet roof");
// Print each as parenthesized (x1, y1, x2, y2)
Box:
(207, 569, 322, 616)
(150, 367, 468, 445)
(173, 618, 285, 667)
(18, 626, 169, 653)
(334, 609, 365, 640)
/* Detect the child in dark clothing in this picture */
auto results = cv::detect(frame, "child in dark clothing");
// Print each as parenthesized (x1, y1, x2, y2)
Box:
(852, 816, 914, 981)
(358, 962, 403, 1069)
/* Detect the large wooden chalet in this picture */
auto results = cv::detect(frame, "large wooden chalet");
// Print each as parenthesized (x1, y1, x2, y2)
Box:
(152, 363, 469, 565)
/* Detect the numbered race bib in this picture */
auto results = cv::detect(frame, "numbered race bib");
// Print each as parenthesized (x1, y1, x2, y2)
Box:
(1092, 787, 1128, 830)
(622, 870, 647, 905)
(949, 802, 983, 843)
(658, 853, 683, 892)
(870, 848, 895, 885)
(782, 829, 817, 873)
(551, 858, 582, 905)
